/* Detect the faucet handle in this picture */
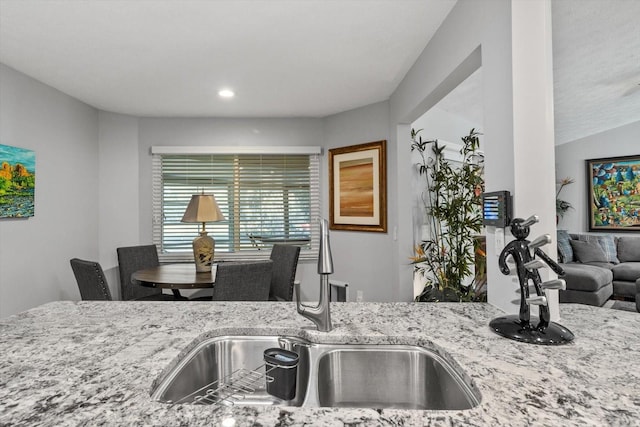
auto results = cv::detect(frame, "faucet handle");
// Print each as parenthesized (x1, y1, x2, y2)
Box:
(278, 336, 310, 351)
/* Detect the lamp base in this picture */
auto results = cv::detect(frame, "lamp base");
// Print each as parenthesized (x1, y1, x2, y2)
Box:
(489, 314, 574, 345)
(192, 231, 215, 272)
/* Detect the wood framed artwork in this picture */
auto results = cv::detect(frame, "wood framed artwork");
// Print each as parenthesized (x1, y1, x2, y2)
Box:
(0, 144, 36, 218)
(329, 140, 387, 232)
(586, 154, 640, 231)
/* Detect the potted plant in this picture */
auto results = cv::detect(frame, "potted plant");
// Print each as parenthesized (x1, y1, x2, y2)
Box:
(410, 128, 486, 302)
(556, 177, 575, 221)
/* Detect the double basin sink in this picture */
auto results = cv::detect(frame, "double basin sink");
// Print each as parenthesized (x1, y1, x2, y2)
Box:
(151, 335, 481, 411)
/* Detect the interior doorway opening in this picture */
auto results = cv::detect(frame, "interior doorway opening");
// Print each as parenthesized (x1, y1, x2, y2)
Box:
(409, 67, 486, 301)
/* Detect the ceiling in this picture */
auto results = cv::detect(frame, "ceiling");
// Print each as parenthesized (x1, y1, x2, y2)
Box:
(1, 0, 638, 145)
(437, 0, 640, 145)
(550, 0, 640, 144)
(0, 0, 455, 118)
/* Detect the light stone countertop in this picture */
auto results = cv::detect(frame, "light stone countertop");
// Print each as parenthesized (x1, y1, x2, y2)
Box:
(0, 301, 638, 426)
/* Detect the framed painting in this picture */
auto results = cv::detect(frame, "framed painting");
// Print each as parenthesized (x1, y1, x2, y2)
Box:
(329, 140, 386, 232)
(0, 144, 36, 218)
(586, 154, 640, 231)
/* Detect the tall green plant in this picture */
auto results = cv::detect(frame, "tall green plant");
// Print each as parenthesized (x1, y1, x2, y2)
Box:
(410, 128, 485, 302)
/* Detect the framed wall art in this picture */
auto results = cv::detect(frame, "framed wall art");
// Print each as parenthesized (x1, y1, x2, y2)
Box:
(586, 154, 640, 231)
(0, 144, 36, 219)
(329, 140, 386, 232)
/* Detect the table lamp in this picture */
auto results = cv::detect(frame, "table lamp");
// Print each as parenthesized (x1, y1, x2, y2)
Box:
(181, 193, 225, 272)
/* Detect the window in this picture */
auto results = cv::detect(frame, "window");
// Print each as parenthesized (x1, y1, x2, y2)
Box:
(152, 146, 321, 262)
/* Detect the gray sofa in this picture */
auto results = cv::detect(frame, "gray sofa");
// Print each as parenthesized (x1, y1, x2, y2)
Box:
(556, 231, 640, 307)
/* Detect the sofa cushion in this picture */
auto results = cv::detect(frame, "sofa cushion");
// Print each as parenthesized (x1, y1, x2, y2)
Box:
(556, 230, 573, 263)
(570, 240, 608, 263)
(611, 262, 640, 282)
(617, 237, 640, 262)
(612, 280, 638, 299)
(584, 261, 614, 270)
(559, 284, 612, 307)
(560, 262, 613, 292)
(595, 235, 620, 264)
(571, 233, 619, 264)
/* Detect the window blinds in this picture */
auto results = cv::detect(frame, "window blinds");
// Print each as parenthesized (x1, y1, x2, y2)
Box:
(152, 149, 320, 262)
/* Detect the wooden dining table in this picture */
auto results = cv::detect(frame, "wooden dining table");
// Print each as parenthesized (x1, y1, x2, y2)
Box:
(131, 263, 217, 298)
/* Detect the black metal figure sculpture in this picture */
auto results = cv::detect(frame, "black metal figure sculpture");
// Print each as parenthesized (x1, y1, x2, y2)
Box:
(489, 215, 575, 345)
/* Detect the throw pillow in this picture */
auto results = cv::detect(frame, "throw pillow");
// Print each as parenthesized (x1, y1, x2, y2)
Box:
(617, 237, 640, 262)
(569, 239, 608, 263)
(573, 234, 619, 264)
(556, 230, 573, 263)
(595, 235, 620, 264)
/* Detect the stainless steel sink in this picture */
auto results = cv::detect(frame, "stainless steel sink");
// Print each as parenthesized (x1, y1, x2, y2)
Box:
(311, 344, 480, 410)
(151, 335, 481, 411)
(150, 335, 310, 406)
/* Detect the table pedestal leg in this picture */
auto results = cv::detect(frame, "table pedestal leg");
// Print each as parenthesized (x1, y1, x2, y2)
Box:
(171, 289, 186, 300)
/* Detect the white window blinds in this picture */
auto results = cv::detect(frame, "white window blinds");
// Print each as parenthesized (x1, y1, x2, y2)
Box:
(152, 147, 321, 262)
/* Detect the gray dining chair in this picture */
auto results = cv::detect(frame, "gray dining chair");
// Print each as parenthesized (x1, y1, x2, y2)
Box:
(211, 260, 273, 301)
(70, 258, 113, 301)
(117, 244, 179, 301)
(268, 244, 301, 301)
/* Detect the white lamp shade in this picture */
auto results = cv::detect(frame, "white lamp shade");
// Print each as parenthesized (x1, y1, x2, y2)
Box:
(181, 194, 225, 223)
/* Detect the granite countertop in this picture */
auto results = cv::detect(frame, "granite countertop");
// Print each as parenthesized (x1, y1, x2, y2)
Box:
(0, 301, 638, 426)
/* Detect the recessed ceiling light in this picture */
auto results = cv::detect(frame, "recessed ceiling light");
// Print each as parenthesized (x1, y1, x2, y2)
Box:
(218, 89, 235, 98)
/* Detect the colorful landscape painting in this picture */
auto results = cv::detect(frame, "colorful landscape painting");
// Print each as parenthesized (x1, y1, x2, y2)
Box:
(0, 144, 36, 218)
(587, 154, 640, 231)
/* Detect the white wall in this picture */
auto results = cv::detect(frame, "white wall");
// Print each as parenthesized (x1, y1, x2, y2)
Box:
(98, 112, 140, 298)
(0, 64, 99, 318)
(555, 120, 640, 233)
(96, 104, 394, 302)
(392, 0, 507, 304)
(391, 0, 560, 315)
(323, 101, 391, 301)
(97, 105, 393, 302)
(411, 106, 480, 145)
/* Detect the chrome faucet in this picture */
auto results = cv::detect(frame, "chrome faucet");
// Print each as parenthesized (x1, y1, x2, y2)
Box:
(294, 218, 333, 332)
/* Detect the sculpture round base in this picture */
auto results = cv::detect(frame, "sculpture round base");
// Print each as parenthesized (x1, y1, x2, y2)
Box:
(489, 315, 574, 345)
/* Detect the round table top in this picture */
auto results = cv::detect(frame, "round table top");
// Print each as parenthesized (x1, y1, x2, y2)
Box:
(131, 263, 216, 289)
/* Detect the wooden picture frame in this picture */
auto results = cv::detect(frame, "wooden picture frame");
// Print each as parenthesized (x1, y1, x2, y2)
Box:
(329, 140, 387, 232)
(586, 154, 640, 232)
